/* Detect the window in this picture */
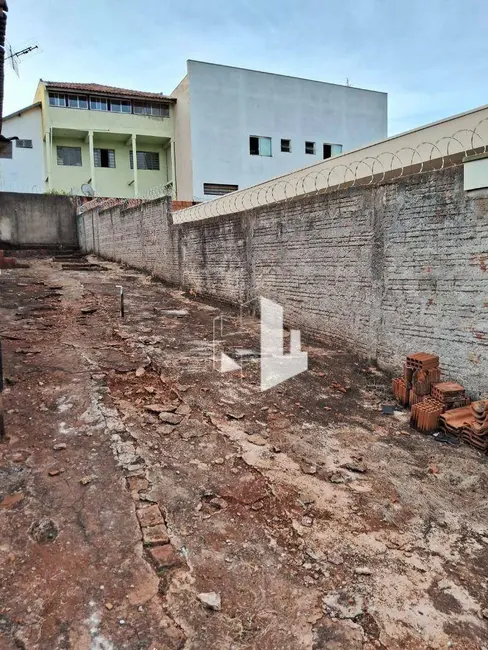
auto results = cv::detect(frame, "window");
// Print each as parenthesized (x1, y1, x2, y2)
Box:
(323, 144, 332, 159)
(249, 136, 272, 156)
(16, 139, 33, 149)
(323, 143, 343, 159)
(0, 141, 13, 158)
(133, 101, 170, 117)
(67, 95, 88, 109)
(90, 97, 108, 111)
(110, 99, 131, 114)
(129, 150, 160, 171)
(305, 141, 315, 155)
(203, 183, 238, 196)
(281, 139, 291, 153)
(57, 146, 82, 166)
(94, 148, 116, 168)
(49, 93, 66, 107)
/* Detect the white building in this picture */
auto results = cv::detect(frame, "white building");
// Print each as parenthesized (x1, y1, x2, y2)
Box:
(0, 61, 387, 199)
(172, 61, 387, 200)
(0, 103, 45, 193)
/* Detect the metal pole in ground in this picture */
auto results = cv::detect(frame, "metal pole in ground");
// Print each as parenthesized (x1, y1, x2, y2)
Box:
(116, 285, 124, 318)
(0, 338, 5, 442)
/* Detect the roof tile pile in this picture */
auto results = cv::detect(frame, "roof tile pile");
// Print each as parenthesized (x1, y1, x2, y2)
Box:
(438, 402, 488, 451)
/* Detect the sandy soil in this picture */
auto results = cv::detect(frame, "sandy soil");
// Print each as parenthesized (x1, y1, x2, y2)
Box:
(1, 256, 487, 650)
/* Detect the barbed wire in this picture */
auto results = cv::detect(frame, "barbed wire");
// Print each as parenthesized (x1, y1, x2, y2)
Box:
(77, 118, 488, 223)
(171, 117, 488, 224)
(77, 182, 174, 214)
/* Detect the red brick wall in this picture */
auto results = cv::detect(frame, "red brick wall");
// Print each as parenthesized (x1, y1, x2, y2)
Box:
(172, 201, 195, 212)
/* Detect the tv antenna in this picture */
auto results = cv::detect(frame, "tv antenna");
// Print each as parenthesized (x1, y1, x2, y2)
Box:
(5, 42, 38, 77)
(81, 183, 95, 198)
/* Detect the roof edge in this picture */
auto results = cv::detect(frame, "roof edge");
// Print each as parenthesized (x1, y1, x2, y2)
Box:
(3, 102, 42, 121)
(186, 59, 388, 96)
(42, 81, 176, 103)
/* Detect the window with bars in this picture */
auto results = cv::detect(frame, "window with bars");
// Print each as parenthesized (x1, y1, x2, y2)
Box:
(94, 148, 116, 168)
(16, 139, 33, 149)
(281, 139, 291, 153)
(203, 183, 238, 196)
(110, 99, 131, 113)
(49, 93, 66, 107)
(57, 146, 82, 166)
(90, 97, 108, 111)
(305, 141, 316, 155)
(133, 101, 170, 117)
(129, 150, 160, 171)
(47, 93, 171, 117)
(67, 95, 88, 109)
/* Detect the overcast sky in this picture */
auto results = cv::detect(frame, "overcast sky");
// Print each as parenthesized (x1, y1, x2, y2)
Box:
(4, 0, 487, 135)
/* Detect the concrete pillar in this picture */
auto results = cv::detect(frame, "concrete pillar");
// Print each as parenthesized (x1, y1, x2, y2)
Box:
(131, 134, 138, 197)
(88, 130, 96, 193)
(171, 140, 177, 199)
(45, 129, 52, 190)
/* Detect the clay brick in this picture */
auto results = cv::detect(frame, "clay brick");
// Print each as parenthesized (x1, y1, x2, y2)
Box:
(142, 523, 170, 546)
(148, 544, 181, 569)
(406, 353, 439, 371)
(412, 370, 430, 396)
(136, 504, 163, 528)
(403, 364, 414, 387)
(171, 200, 195, 212)
(127, 477, 149, 493)
(409, 390, 428, 407)
(392, 378, 408, 406)
(431, 382, 468, 409)
(410, 397, 443, 433)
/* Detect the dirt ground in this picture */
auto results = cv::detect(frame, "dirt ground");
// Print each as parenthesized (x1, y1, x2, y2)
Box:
(1, 256, 488, 650)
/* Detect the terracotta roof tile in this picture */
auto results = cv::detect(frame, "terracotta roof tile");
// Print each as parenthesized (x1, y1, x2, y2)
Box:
(44, 81, 175, 102)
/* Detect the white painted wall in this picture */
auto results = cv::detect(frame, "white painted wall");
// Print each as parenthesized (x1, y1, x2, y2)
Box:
(171, 75, 193, 201)
(186, 61, 387, 200)
(0, 106, 45, 193)
(464, 154, 488, 191)
(174, 101, 488, 224)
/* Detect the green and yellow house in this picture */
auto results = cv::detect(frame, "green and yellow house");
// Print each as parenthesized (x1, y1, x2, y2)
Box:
(34, 80, 176, 198)
(2, 62, 389, 201)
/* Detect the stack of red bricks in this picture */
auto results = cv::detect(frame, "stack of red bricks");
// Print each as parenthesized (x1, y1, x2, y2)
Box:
(0, 250, 17, 269)
(392, 352, 470, 434)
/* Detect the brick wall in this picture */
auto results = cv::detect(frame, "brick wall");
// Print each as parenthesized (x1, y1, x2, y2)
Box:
(1, 192, 77, 247)
(78, 167, 488, 396)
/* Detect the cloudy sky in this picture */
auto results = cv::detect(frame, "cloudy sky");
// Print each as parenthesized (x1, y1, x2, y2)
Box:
(4, 0, 487, 135)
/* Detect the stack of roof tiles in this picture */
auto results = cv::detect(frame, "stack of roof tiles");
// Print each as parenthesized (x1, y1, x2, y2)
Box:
(439, 401, 488, 452)
(392, 352, 471, 436)
(463, 402, 488, 451)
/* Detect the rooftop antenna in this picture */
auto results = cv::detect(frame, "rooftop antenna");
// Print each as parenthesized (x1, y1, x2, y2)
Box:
(81, 183, 95, 198)
(6, 41, 38, 76)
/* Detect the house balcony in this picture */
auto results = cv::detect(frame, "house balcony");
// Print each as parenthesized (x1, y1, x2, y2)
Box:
(46, 127, 174, 198)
